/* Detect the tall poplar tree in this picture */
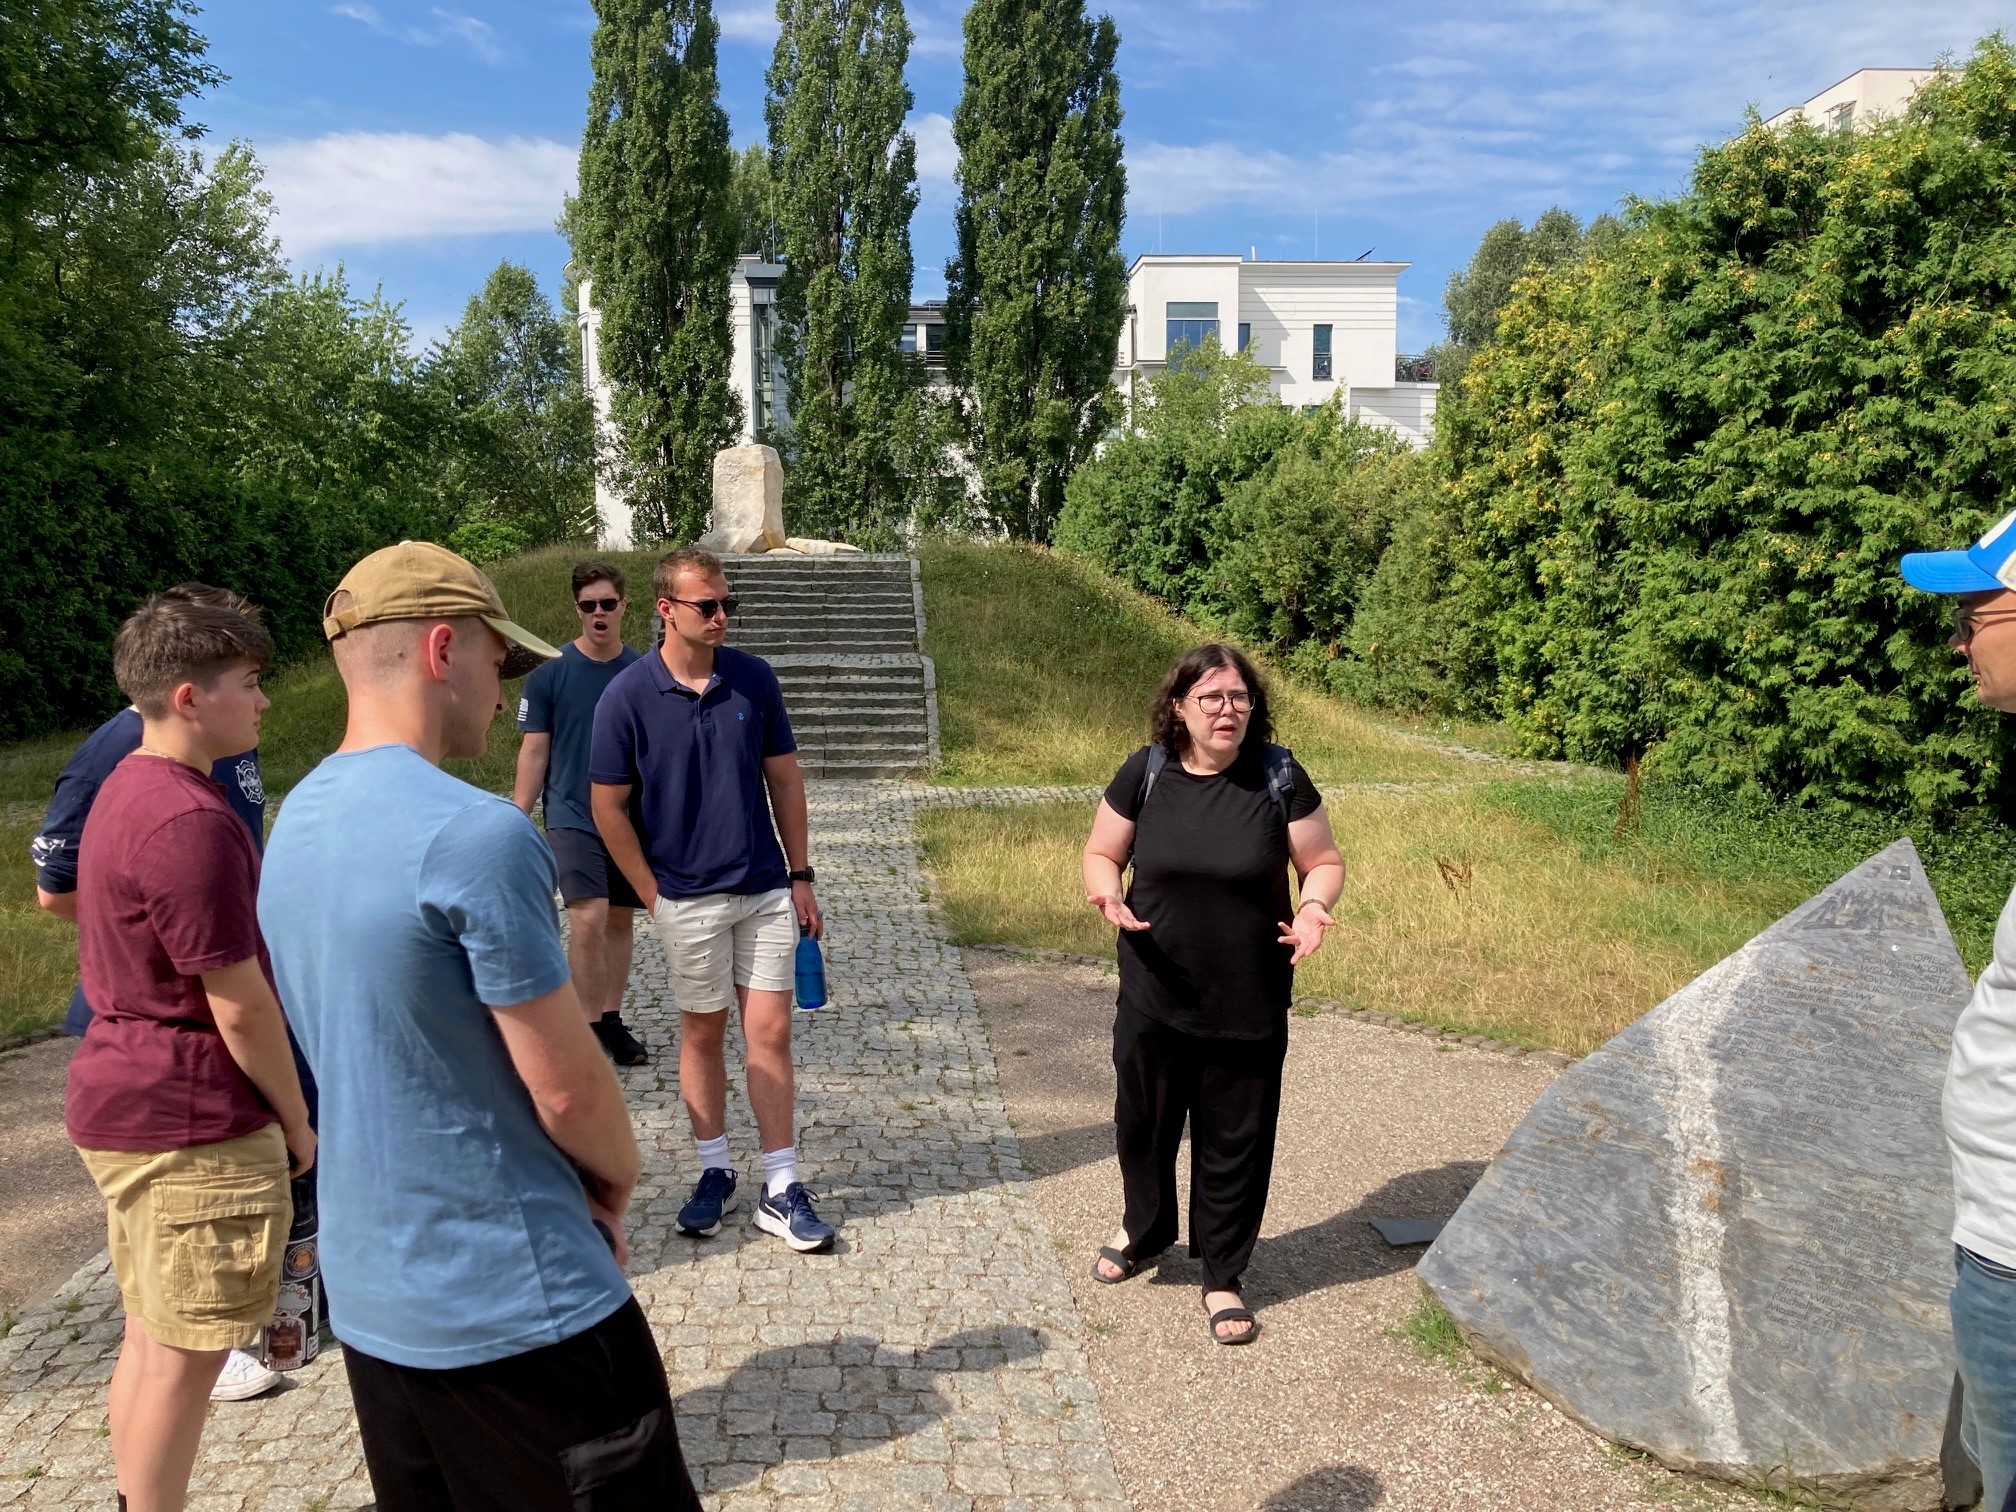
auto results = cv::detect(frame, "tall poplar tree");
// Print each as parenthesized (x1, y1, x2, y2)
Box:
(766, 0, 921, 542)
(945, 0, 1126, 542)
(576, 0, 740, 543)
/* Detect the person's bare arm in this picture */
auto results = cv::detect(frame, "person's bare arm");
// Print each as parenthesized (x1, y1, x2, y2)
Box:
(491, 979, 642, 1262)
(591, 781, 657, 912)
(1279, 805, 1346, 965)
(36, 888, 77, 923)
(512, 732, 552, 817)
(203, 956, 315, 1173)
(762, 751, 821, 937)
(1082, 800, 1150, 932)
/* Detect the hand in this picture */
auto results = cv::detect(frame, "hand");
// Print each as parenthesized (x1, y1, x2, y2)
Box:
(1278, 900, 1336, 965)
(1091, 894, 1151, 933)
(793, 879, 822, 939)
(283, 1121, 317, 1177)
(588, 1195, 630, 1270)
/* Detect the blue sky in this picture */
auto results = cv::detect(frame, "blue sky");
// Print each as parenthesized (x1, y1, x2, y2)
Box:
(189, 0, 2009, 355)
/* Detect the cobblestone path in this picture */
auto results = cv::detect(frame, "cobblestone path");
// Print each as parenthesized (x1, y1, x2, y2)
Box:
(0, 781, 1125, 1511)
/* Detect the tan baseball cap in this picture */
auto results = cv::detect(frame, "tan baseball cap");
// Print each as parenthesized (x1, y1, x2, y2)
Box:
(322, 541, 559, 680)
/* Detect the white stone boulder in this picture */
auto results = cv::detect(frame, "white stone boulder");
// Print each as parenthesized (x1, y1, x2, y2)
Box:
(698, 444, 786, 554)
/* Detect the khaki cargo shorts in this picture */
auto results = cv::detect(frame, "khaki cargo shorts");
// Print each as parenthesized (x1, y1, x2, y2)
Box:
(649, 887, 797, 1014)
(77, 1124, 291, 1351)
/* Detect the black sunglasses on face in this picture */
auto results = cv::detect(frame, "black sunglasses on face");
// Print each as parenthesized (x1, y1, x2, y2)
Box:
(670, 595, 739, 620)
(576, 597, 622, 613)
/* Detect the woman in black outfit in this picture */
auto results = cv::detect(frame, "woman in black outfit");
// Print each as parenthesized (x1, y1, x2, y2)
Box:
(1080, 643, 1345, 1344)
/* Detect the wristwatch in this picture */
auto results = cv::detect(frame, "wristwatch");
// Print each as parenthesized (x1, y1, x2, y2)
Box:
(788, 867, 816, 884)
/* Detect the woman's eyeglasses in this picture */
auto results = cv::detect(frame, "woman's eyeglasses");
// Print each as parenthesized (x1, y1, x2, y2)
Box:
(1185, 691, 1253, 714)
(670, 595, 740, 621)
(576, 597, 622, 614)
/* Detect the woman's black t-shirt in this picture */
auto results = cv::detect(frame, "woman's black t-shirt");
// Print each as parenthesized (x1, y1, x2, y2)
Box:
(1103, 744, 1323, 1040)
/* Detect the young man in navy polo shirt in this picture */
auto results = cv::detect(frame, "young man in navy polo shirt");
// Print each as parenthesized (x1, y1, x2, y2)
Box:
(590, 546, 834, 1252)
(514, 561, 649, 1066)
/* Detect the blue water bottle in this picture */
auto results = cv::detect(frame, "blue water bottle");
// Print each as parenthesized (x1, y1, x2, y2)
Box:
(794, 926, 828, 1011)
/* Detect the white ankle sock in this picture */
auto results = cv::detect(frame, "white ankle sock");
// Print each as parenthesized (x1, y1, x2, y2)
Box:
(695, 1135, 730, 1173)
(762, 1146, 799, 1197)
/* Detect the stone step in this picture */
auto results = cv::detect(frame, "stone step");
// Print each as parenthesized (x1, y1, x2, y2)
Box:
(732, 610, 920, 629)
(732, 592, 917, 609)
(786, 724, 929, 747)
(734, 635, 919, 653)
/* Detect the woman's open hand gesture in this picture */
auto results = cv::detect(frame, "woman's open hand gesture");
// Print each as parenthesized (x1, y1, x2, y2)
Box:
(1092, 894, 1152, 933)
(1277, 900, 1336, 964)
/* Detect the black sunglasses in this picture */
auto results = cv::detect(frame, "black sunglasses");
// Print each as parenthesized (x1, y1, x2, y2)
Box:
(669, 595, 739, 620)
(576, 596, 622, 613)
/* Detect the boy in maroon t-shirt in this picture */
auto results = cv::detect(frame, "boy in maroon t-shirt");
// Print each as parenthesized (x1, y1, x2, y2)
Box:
(67, 591, 314, 1512)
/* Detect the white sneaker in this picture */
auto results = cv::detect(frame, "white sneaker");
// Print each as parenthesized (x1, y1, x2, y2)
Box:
(210, 1348, 280, 1402)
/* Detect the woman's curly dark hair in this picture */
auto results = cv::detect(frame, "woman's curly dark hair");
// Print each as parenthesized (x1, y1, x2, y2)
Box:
(1149, 643, 1273, 756)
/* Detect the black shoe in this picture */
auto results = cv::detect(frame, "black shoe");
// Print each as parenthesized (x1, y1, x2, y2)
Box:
(593, 1012, 649, 1066)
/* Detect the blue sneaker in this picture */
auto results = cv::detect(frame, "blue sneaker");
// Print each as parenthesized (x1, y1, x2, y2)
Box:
(677, 1167, 738, 1237)
(754, 1181, 835, 1253)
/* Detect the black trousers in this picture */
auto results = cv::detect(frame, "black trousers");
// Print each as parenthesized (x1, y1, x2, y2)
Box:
(342, 1297, 701, 1512)
(1112, 1004, 1288, 1292)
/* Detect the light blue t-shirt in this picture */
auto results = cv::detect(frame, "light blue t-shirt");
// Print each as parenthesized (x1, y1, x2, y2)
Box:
(258, 744, 629, 1369)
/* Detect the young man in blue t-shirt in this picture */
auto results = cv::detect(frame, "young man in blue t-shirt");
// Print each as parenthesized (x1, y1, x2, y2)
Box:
(260, 542, 697, 1509)
(513, 561, 648, 1066)
(590, 546, 833, 1253)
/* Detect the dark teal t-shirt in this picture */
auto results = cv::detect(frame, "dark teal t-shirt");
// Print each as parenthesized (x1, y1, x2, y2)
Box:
(517, 642, 641, 834)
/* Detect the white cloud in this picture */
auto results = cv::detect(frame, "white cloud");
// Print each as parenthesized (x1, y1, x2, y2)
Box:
(911, 112, 956, 200)
(717, 4, 779, 44)
(331, 4, 508, 66)
(260, 132, 577, 255)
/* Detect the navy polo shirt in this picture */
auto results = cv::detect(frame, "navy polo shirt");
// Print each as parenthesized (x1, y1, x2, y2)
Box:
(587, 645, 797, 899)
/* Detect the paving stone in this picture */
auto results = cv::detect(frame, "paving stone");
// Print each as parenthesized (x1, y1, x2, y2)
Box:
(0, 780, 1124, 1510)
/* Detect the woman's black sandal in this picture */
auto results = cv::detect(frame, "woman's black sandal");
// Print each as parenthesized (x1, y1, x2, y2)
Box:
(1203, 1289, 1260, 1345)
(1091, 1246, 1139, 1284)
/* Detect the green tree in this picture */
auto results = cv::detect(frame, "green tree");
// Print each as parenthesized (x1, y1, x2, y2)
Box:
(1429, 207, 1613, 388)
(428, 262, 597, 558)
(944, 0, 1127, 541)
(766, 0, 922, 542)
(575, 0, 741, 543)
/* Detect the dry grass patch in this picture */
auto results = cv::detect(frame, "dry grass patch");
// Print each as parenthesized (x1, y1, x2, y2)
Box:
(918, 538, 1470, 789)
(919, 788, 1807, 1056)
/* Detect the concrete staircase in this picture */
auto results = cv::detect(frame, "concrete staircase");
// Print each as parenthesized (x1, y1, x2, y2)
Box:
(721, 553, 938, 779)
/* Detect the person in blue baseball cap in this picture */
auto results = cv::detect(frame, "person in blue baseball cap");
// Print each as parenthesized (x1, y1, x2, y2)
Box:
(1901, 507, 2016, 1509)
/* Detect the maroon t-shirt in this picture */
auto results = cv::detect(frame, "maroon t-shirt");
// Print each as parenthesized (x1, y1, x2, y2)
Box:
(65, 754, 277, 1152)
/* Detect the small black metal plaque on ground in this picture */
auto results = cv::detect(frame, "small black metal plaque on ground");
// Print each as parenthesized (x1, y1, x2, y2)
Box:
(1418, 839, 1968, 1511)
(1369, 1218, 1445, 1247)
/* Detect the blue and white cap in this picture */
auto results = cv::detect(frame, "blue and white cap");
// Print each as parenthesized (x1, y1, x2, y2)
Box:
(1900, 508, 2016, 595)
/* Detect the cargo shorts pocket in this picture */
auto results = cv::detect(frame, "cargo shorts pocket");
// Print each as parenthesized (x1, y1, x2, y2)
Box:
(559, 1406, 680, 1508)
(157, 1181, 288, 1319)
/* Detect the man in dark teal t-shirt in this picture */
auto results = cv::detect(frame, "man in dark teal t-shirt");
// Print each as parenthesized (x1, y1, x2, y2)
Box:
(513, 561, 648, 1066)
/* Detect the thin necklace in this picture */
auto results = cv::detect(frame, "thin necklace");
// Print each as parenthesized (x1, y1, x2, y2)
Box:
(136, 744, 194, 766)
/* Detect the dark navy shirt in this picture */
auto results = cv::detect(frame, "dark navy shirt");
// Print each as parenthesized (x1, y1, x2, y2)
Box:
(517, 641, 642, 834)
(588, 645, 796, 899)
(32, 707, 269, 1039)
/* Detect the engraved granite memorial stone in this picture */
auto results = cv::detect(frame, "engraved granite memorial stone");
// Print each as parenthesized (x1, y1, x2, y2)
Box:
(1418, 839, 1969, 1510)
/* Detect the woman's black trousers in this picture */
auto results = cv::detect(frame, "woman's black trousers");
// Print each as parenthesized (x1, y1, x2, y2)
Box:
(1111, 1003, 1288, 1293)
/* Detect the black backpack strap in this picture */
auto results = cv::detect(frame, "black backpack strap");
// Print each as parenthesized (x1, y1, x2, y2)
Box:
(1134, 743, 1170, 820)
(1263, 744, 1296, 823)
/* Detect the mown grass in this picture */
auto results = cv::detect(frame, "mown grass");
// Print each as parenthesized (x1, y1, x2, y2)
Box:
(917, 538, 1468, 788)
(0, 542, 622, 1042)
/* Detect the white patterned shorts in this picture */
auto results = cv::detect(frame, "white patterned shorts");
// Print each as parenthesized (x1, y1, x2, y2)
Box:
(648, 888, 796, 1014)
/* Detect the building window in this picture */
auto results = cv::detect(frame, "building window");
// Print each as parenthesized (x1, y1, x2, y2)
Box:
(899, 324, 917, 354)
(1313, 323, 1333, 381)
(1166, 300, 1220, 356)
(924, 323, 946, 365)
(1237, 322, 1251, 353)
(1828, 100, 1855, 131)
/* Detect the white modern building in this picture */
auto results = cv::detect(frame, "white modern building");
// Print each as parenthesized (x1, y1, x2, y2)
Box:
(1115, 253, 1437, 447)
(729, 254, 789, 443)
(1765, 67, 1939, 131)
(575, 277, 634, 550)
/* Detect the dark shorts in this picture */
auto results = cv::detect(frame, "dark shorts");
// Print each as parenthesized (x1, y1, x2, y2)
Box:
(547, 826, 642, 910)
(343, 1296, 699, 1512)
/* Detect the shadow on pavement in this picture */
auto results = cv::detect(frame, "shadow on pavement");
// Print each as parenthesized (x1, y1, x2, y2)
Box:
(1259, 1465, 1387, 1509)
(676, 1324, 1048, 1496)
